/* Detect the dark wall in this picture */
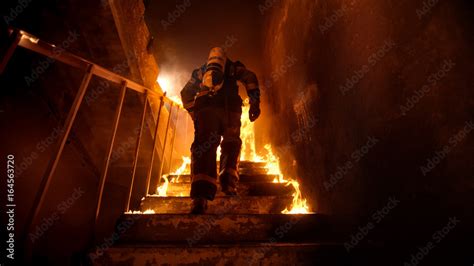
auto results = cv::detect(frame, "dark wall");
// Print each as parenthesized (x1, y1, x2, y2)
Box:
(261, 0, 473, 262)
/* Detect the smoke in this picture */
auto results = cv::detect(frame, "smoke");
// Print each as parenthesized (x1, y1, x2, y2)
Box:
(156, 43, 198, 98)
(157, 63, 190, 98)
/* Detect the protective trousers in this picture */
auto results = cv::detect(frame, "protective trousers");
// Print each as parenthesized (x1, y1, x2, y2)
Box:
(190, 106, 242, 200)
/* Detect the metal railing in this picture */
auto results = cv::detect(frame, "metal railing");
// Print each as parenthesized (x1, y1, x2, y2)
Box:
(0, 28, 188, 246)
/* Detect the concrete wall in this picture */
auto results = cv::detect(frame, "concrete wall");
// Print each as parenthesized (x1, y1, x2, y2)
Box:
(108, 0, 159, 89)
(261, 0, 473, 260)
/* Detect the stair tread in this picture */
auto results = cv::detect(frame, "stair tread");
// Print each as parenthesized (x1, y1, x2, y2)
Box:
(167, 173, 279, 180)
(140, 195, 293, 214)
(115, 213, 328, 244)
(152, 181, 293, 197)
(121, 213, 317, 217)
(161, 180, 284, 184)
(165, 174, 280, 182)
(109, 242, 342, 248)
(91, 241, 348, 265)
(235, 161, 267, 167)
(144, 195, 292, 198)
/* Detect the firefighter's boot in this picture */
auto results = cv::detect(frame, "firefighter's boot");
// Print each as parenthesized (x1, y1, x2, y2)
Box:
(190, 197, 208, 214)
(219, 171, 239, 196)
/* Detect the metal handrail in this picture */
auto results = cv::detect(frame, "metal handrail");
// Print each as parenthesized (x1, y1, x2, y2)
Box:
(1, 27, 187, 251)
(156, 103, 175, 186)
(4, 28, 180, 106)
(94, 80, 128, 225)
(125, 92, 149, 212)
(167, 111, 180, 174)
(145, 96, 166, 195)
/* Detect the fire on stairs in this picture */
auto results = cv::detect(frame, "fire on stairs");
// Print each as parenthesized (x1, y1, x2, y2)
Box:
(134, 102, 311, 215)
(90, 100, 342, 265)
(93, 155, 342, 265)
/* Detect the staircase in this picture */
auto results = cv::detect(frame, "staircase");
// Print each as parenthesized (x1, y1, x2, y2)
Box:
(90, 161, 347, 265)
(2, 28, 349, 265)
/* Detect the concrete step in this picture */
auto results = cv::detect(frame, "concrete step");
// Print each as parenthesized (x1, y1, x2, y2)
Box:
(115, 213, 328, 244)
(140, 196, 292, 214)
(238, 167, 270, 175)
(237, 160, 267, 169)
(90, 242, 348, 266)
(166, 173, 279, 183)
(153, 181, 293, 197)
(215, 161, 267, 169)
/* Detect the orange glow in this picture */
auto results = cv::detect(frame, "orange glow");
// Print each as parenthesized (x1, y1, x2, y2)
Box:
(156, 73, 184, 107)
(168, 95, 183, 107)
(157, 74, 173, 93)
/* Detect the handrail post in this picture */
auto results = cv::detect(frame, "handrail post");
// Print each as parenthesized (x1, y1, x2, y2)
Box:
(94, 80, 128, 225)
(166, 109, 179, 174)
(0, 29, 21, 74)
(23, 64, 94, 258)
(144, 96, 165, 195)
(125, 92, 148, 212)
(157, 103, 174, 184)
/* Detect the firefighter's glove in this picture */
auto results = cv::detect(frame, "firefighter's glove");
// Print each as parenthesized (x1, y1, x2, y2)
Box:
(249, 104, 260, 122)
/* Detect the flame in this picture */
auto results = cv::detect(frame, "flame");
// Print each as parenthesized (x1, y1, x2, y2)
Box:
(259, 144, 310, 213)
(216, 145, 221, 160)
(170, 158, 190, 183)
(155, 156, 190, 197)
(173, 156, 191, 175)
(156, 175, 169, 197)
(237, 99, 310, 213)
(281, 179, 311, 214)
(240, 101, 264, 162)
(145, 89, 311, 213)
(262, 144, 287, 183)
(125, 209, 155, 214)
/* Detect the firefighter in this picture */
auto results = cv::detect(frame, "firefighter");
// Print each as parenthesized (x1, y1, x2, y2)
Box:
(180, 47, 260, 214)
